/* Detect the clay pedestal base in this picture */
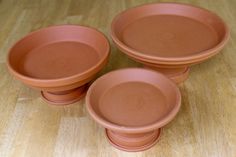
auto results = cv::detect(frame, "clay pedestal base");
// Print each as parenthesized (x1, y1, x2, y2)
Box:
(105, 129, 161, 152)
(41, 85, 88, 105)
(144, 66, 190, 83)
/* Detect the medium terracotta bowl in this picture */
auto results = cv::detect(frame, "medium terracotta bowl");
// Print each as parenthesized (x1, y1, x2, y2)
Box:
(86, 68, 181, 152)
(7, 25, 110, 105)
(111, 3, 229, 83)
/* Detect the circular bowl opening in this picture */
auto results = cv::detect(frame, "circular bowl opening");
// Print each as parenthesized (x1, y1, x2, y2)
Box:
(7, 25, 110, 86)
(86, 68, 181, 133)
(111, 3, 229, 63)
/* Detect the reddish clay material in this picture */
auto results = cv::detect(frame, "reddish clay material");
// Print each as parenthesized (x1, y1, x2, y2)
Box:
(86, 68, 181, 152)
(106, 129, 161, 152)
(7, 25, 110, 105)
(41, 85, 88, 105)
(111, 3, 229, 83)
(144, 66, 190, 84)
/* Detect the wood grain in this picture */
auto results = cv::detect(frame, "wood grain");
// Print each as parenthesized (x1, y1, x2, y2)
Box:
(0, 0, 235, 156)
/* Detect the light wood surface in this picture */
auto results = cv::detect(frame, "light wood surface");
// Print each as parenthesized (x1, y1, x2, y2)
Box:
(0, 0, 235, 156)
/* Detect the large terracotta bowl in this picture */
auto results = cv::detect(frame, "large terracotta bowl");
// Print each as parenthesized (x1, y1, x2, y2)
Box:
(86, 68, 181, 152)
(7, 25, 110, 105)
(111, 3, 229, 83)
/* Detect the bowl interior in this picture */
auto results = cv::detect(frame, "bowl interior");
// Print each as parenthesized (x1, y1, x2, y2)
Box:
(112, 3, 228, 59)
(87, 68, 180, 130)
(8, 25, 109, 80)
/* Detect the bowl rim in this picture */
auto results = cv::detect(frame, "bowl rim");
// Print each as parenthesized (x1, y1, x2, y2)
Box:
(86, 68, 181, 133)
(110, 2, 230, 63)
(7, 25, 110, 86)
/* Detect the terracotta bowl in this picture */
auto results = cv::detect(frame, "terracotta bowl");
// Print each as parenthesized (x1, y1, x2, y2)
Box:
(86, 68, 181, 152)
(111, 3, 229, 83)
(7, 25, 110, 105)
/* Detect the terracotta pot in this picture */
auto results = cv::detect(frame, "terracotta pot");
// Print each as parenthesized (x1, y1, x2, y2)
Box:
(7, 25, 110, 105)
(86, 68, 181, 152)
(111, 3, 229, 83)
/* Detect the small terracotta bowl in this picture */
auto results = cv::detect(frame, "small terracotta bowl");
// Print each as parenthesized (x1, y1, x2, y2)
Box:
(7, 25, 110, 105)
(111, 3, 229, 83)
(86, 68, 181, 152)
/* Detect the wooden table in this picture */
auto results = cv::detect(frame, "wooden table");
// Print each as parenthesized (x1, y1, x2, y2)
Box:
(0, 0, 235, 156)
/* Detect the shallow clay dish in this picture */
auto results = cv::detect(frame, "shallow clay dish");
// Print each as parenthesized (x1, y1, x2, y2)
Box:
(86, 68, 181, 152)
(7, 25, 110, 105)
(111, 3, 229, 83)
